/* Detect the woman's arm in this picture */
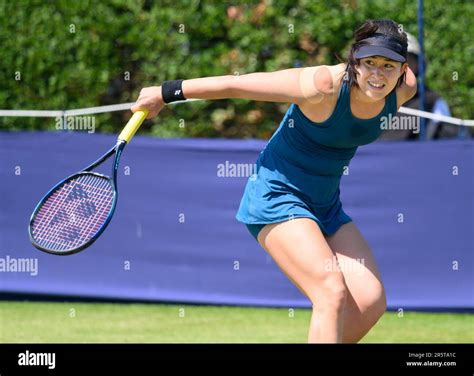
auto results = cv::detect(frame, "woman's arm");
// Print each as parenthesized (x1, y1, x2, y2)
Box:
(132, 66, 331, 118)
(396, 66, 418, 107)
(184, 67, 330, 104)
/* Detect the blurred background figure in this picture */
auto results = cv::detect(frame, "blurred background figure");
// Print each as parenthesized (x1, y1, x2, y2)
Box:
(378, 32, 459, 141)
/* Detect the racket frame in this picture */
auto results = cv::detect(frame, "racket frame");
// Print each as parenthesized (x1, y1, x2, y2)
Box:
(28, 140, 126, 255)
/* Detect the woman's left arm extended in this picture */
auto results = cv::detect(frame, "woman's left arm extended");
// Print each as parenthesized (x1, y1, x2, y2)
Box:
(397, 66, 418, 105)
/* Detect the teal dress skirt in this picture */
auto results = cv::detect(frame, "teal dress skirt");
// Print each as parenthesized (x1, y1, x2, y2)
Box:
(236, 79, 397, 241)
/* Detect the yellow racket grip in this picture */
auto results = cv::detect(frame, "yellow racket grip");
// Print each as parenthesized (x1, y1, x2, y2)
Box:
(118, 110, 149, 143)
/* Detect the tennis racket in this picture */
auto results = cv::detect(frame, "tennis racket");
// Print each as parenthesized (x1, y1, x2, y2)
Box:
(28, 110, 148, 255)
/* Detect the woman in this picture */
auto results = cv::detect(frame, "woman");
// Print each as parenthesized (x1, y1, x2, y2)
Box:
(132, 19, 417, 343)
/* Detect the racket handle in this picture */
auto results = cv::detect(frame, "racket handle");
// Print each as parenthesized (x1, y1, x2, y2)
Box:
(118, 110, 149, 143)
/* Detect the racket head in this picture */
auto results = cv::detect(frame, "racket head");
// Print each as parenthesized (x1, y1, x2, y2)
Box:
(29, 172, 118, 255)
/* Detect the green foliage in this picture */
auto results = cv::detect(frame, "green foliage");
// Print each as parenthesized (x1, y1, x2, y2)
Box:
(0, 0, 472, 138)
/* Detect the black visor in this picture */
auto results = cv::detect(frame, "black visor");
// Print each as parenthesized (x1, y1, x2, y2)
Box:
(354, 34, 407, 62)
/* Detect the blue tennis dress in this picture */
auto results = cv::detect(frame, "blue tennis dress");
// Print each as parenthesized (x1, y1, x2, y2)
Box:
(236, 79, 397, 238)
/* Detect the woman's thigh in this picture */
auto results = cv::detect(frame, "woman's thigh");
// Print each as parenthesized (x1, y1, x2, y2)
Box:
(324, 221, 386, 312)
(256, 218, 346, 304)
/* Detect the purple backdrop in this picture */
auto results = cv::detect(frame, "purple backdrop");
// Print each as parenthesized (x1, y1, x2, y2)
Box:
(0, 132, 472, 311)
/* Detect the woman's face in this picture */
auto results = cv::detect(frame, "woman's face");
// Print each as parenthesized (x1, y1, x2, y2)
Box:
(355, 56, 407, 100)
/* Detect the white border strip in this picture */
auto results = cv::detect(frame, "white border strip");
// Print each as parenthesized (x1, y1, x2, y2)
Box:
(0, 101, 472, 127)
(0, 110, 63, 117)
(398, 107, 474, 127)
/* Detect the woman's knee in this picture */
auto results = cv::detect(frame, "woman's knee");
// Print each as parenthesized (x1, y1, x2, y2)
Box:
(360, 283, 387, 324)
(308, 272, 348, 312)
(372, 285, 387, 319)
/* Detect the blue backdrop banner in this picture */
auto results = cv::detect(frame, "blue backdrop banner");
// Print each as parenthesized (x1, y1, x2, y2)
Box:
(0, 132, 472, 311)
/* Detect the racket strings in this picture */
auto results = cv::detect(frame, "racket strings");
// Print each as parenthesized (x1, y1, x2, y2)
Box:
(31, 174, 115, 251)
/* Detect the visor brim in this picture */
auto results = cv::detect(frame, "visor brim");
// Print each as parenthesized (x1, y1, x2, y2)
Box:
(354, 46, 406, 62)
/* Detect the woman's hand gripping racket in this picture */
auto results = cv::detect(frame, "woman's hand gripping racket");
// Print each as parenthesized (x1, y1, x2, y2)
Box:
(29, 111, 148, 255)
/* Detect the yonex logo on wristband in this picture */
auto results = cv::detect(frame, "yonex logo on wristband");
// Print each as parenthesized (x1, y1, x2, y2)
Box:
(162, 80, 186, 103)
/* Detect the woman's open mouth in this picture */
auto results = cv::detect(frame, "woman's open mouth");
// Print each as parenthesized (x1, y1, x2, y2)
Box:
(368, 80, 386, 90)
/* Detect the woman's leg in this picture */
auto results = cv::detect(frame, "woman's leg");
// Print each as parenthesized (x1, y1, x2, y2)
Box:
(257, 218, 347, 343)
(325, 222, 387, 343)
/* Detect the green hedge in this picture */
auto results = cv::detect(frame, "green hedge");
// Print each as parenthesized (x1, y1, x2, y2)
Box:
(1, 0, 472, 138)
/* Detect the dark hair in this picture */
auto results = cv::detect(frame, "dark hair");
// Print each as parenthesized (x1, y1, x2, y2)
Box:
(342, 19, 407, 91)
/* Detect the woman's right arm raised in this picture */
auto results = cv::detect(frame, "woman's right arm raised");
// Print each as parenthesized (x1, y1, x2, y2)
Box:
(184, 66, 332, 105)
(132, 66, 333, 118)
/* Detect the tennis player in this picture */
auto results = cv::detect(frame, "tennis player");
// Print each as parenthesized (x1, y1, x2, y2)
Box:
(132, 19, 417, 343)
